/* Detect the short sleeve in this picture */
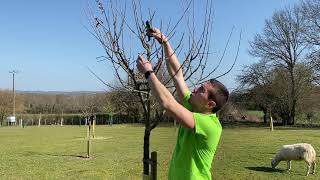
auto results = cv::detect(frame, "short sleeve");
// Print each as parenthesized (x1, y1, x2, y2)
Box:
(182, 91, 193, 111)
(193, 113, 219, 138)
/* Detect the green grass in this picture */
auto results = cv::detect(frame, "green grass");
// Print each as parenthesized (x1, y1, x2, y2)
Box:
(297, 112, 320, 125)
(244, 111, 320, 125)
(0, 125, 319, 179)
(245, 111, 264, 119)
(215, 126, 320, 180)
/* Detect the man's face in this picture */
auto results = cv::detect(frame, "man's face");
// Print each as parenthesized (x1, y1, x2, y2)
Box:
(190, 82, 213, 108)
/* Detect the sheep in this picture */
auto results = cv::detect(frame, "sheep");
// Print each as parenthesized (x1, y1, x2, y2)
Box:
(271, 143, 316, 176)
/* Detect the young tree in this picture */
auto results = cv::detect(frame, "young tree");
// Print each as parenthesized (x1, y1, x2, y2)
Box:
(77, 93, 101, 158)
(0, 90, 12, 126)
(87, 0, 238, 176)
(78, 94, 100, 124)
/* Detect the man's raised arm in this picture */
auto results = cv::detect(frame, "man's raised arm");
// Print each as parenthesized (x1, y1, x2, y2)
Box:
(136, 55, 194, 129)
(147, 28, 189, 102)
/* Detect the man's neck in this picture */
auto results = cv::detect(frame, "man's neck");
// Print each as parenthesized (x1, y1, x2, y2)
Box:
(193, 107, 212, 115)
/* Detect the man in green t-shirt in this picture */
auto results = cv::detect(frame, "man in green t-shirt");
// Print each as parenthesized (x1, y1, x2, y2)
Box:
(136, 27, 229, 180)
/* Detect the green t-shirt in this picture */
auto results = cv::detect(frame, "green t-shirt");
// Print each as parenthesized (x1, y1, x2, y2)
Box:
(168, 91, 222, 180)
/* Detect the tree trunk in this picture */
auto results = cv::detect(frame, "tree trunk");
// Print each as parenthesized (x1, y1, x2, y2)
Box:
(0, 115, 4, 126)
(288, 102, 296, 125)
(143, 93, 151, 177)
(143, 129, 150, 175)
(263, 108, 268, 124)
(288, 69, 296, 125)
(283, 119, 288, 126)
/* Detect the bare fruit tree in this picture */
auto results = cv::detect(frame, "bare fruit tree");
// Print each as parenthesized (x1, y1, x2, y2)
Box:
(86, 0, 238, 177)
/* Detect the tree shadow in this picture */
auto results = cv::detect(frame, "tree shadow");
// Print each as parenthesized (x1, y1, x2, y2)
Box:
(245, 166, 284, 173)
(23, 151, 89, 159)
(47, 154, 89, 159)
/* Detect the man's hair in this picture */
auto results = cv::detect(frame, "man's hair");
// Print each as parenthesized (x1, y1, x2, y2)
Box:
(207, 79, 229, 113)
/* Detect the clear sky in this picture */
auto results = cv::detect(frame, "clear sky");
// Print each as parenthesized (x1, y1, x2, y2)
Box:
(0, 0, 300, 92)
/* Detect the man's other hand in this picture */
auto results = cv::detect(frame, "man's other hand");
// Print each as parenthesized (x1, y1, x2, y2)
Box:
(136, 55, 153, 74)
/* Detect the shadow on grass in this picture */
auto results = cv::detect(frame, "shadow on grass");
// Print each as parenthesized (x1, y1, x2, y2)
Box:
(23, 151, 90, 159)
(47, 154, 89, 158)
(245, 166, 284, 173)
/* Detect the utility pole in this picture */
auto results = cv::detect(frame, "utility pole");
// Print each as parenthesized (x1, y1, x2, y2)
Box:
(9, 70, 19, 121)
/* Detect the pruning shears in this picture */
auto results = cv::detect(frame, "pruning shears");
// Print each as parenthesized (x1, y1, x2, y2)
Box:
(146, 21, 152, 41)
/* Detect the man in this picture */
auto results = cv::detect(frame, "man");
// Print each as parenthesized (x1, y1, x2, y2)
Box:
(136, 27, 229, 180)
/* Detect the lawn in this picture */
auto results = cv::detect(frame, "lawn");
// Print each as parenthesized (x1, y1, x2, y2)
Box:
(245, 110, 264, 119)
(0, 125, 319, 180)
(244, 111, 320, 126)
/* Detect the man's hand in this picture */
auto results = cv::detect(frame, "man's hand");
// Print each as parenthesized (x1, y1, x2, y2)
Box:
(146, 27, 168, 44)
(136, 55, 153, 74)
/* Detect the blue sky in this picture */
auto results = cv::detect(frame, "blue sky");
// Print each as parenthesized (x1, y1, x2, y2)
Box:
(0, 0, 300, 92)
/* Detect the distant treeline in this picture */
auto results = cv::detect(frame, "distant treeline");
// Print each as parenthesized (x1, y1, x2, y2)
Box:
(12, 113, 145, 126)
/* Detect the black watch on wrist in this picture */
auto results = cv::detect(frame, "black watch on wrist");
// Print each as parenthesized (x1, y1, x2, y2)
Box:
(144, 70, 154, 79)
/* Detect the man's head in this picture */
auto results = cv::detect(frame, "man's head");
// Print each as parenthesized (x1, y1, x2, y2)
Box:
(189, 79, 229, 114)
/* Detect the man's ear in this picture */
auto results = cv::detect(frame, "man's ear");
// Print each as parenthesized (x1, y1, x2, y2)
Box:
(208, 100, 216, 109)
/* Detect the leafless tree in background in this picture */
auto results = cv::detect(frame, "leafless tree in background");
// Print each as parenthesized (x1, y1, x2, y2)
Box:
(249, 7, 309, 125)
(300, 0, 320, 84)
(0, 91, 12, 126)
(238, 62, 315, 125)
(237, 61, 275, 123)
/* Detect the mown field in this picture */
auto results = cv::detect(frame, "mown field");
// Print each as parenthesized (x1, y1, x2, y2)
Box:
(244, 111, 320, 125)
(0, 124, 319, 180)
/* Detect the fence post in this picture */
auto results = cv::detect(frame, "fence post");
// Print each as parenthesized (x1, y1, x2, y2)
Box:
(60, 117, 63, 126)
(270, 116, 274, 131)
(151, 151, 157, 180)
(86, 120, 92, 158)
(93, 115, 96, 138)
(38, 113, 41, 127)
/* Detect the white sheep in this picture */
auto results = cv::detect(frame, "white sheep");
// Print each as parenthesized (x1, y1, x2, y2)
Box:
(271, 143, 316, 176)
